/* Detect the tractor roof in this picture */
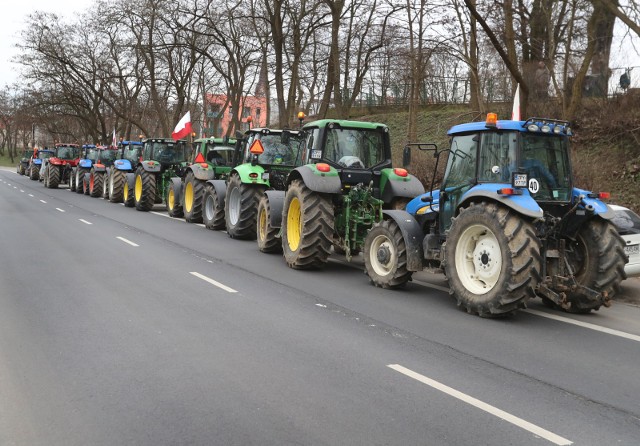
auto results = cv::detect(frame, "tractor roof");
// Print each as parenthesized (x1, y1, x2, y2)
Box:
(303, 119, 388, 131)
(194, 137, 236, 144)
(120, 141, 142, 146)
(448, 116, 572, 136)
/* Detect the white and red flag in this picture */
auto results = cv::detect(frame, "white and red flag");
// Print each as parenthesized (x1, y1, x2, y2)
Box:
(511, 84, 521, 121)
(172, 111, 192, 141)
(111, 128, 117, 148)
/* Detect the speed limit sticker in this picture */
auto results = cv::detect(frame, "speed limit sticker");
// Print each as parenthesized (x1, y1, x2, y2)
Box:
(528, 178, 540, 194)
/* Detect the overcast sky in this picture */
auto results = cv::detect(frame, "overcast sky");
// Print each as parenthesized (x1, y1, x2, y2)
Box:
(1, 1, 639, 90)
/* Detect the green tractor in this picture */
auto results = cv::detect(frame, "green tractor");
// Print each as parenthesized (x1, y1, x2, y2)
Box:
(175, 137, 236, 223)
(126, 138, 189, 213)
(278, 119, 425, 269)
(17, 149, 32, 175)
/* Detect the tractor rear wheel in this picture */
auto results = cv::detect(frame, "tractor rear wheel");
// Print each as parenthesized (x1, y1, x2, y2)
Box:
(102, 172, 109, 198)
(282, 179, 334, 269)
(364, 219, 412, 289)
(30, 165, 39, 181)
(90, 170, 103, 197)
(48, 167, 60, 188)
(76, 169, 85, 194)
(69, 169, 76, 191)
(225, 173, 264, 239)
(183, 172, 204, 223)
(83, 174, 90, 195)
(445, 202, 541, 317)
(134, 168, 155, 211)
(558, 219, 627, 313)
(110, 170, 125, 203)
(203, 184, 225, 230)
(257, 194, 281, 253)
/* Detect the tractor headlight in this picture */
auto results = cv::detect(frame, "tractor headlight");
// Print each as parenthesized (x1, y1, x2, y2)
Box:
(541, 124, 551, 133)
(527, 123, 539, 132)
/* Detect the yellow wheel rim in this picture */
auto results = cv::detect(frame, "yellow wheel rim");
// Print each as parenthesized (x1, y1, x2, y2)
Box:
(258, 207, 267, 241)
(135, 175, 143, 201)
(168, 188, 175, 210)
(185, 182, 193, 212)
(124, 182, 129, 200)
(287, 197, 301, 251)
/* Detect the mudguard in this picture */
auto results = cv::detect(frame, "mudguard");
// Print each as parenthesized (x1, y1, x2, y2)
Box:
(459, 183, 544, 219)
(113, 159, 132, 171)
(264, 190, 285, 229)
(381, 210, 425, 272)
(125, 172, 136, 190)
(233, 163, 268, 186)
(140, 160, 162, 173)
(205, 179, 228, 207)
(380, 168, 425, 203)
(572, 187, 616, 220)
(288, 165, 342, 194)
(169, 177, 183, 206)
(79, 159, 93, 169)
(189, 163, 214, 181)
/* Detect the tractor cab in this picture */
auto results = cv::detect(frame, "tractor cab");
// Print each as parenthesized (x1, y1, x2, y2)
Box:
(142, 138, 188, 168)
(54, 143, 80, 162)
(236, 128, 303, 167)
(96, 145, 118, 167)
(192, 136, 236, 167)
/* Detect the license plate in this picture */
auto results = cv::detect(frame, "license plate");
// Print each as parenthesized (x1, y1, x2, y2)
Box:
(624, 244, 639, 256)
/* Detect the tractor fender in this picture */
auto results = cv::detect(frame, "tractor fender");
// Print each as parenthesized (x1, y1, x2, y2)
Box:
(287, 165, 342, 194)
(169, 177, 183, 205)
(113, 159, 132, 171)
(189, 163, 214, 181)
(205, 179, 228, 207)
(380, 168, 426, 203)
(572, 187, 616, 219)
(459, 183, 544, 220)
(381, 210, 425, 272)
(79, 159, 93, 169)
(264, 190, 285, 229)
(125, 172, 136, 190)
(140, 160, 162, 173)
(233, 163, 269, 186)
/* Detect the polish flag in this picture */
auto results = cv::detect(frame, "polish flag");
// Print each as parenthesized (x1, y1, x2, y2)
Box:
(172, 111, 192, 141)
(511, 84, 521, 121)
(111, 128, 117, 148)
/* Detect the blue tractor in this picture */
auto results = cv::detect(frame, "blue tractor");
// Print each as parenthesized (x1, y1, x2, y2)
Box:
(106, 141, 143, 205)
(363, 114, 628, 316)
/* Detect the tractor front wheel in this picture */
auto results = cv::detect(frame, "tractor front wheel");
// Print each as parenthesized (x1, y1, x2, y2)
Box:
(257, 194, 281, 253)
(123, 177, 135, 207)
(134, 168, 156, 211)
(90, 170, 103, 197)
(225, 173, 264, 239)
(30, 165, 39, 181)
(364, 219, 412, 289)
(203, 184, 225, 230)
(75, 169, 85, 194)
(167, 182, 184, 218)
(558, 219, 627, 313)
(445, 202, 541, 317)
(183, 172, 204, 223)
(282, 179, 334, 269)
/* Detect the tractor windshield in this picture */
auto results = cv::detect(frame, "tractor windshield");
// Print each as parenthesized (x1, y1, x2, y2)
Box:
(245, 133, 302, 166)
(205, 144, 234, 165)
(520, 133, 571, 201)
(151, 141, 187, 163)
(98, 149, 118, 164)
(85, 148, 99, 161)
(324, 128, 385, 169)
(38, 151, 54, 160)
(122, 145, 141, 162)
(57, 146, 79, 159)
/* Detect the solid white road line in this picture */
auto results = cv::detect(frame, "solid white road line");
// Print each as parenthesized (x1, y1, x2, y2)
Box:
(116, 236, 139, 247)
(151, 211, 171, 218)
(20, 189, 24, 192)
(79, 219, 93, 225)
(28, 194, 34, 197)
(55, 208, 65, 213)
(39, 199, 47, 203)
(388, 364, 572, 446)
(524, 309, 640, 343)
(190, 272, 238, 293)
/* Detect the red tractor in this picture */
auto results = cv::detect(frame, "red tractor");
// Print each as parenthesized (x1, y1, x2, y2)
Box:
(41, 143, 81, 189)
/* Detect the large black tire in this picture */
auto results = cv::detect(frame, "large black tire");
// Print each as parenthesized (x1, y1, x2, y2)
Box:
(102, 172, 109, 199)
(257, 194, 281, 253)
(558, 219, 627, 313)
(225, 173, 265, 239)
(42, 166, 49, 187)
(47, 166, 60, 189)
(281, 179, 334, 269)
(69, 169, 76, 192)
(30, 165, 39, 181)
(123, 178, 135, 207)
(203, 184, 225, 230)
(76, 169, 86, 194)
(183, 172, 204, 223)
(166, 182, 184, 218)
(89, 169, 103, 197)
(83, 174, 90, 195)
(444, 202, 541, 317)
(109, 170, 125, 203)
(134, 168, 156, 211)
(364, 219, 412, 289)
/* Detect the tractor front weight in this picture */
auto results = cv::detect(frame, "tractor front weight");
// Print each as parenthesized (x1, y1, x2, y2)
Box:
(335, 184, 383, 260)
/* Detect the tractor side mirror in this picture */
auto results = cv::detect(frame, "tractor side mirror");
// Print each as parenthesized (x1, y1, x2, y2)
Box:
(402, 146, 411, 169)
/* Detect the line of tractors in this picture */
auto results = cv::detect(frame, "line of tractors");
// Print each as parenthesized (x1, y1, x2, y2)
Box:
(17, 113, 628, 317)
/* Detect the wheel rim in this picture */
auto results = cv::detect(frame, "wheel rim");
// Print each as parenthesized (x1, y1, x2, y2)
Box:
(168, 188, 175, 210)
(135, 175, 143, 201)
(90, 174, 94, 191)
(228, 187, 241, 225)
(185, 182, 193, 212)
(109, 174, 114, 195)
(124, 182, 129, 200)
(204, 194, 214, 220)
(287, 197, 302, 251)
(369, 233, 397, 276)
(258, 206, 267, 241)
(455, 224, 502, 294)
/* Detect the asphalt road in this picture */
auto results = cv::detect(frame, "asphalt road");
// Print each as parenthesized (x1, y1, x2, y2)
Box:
(1, 167, 639, 446)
